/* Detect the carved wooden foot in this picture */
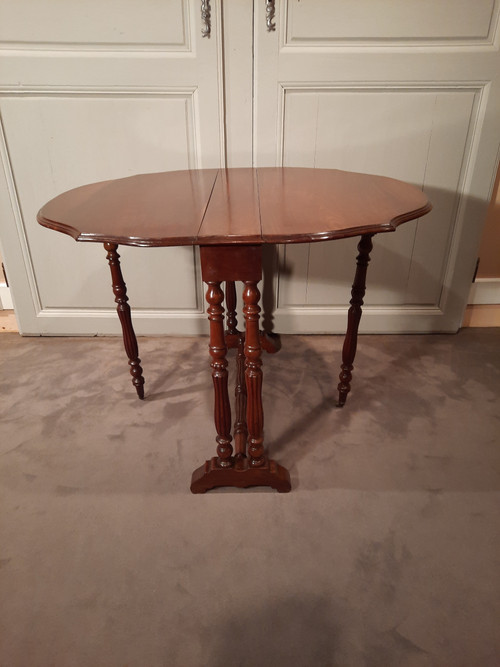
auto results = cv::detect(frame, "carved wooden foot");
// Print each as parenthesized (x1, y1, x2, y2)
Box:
(104, 243, 145, 400)
(260, 331, 281, 353)
(190, 456, 291, 493)
(337, 234, 374, 407)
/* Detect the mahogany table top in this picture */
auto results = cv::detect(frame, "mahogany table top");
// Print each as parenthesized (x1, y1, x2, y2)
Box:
(37, 167, 431, 247)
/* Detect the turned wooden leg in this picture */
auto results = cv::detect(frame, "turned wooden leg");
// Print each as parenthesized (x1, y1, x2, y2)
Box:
(104, 242, 145, 400)
(191, 244, 290, 493)
(222, 281, 247, 461)
(206, 281, 233, 468)
(224, 279, 280, 355)
(225, 281, 238, 335)
(243, 280, 266, 468)
(337, 234, 374, 407)
(233, 334, 248, 462)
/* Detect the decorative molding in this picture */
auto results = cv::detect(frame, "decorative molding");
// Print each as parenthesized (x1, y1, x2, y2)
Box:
(0, 114, 42, 315)
(275, 83, 483, 329)
(436, 82, 490, 320)
(0, 85, 200, 168)
(0, 87, 204, 323)
(272, 305, 450, 334)
(214, 0, 227, 167)
(38, 306, 206, 318)
(0, 0, 191, 52)
(0, 42, 191, 53)
(0, 85, 198, 96)
(0, 85, 201, 177)
(279, 82, 484, 93)
(33, 308, 209, 336)
(282, 0, 500, 49)
(277, 82, 483, 169)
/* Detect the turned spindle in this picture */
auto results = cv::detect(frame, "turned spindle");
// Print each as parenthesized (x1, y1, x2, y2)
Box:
(206, 281, 233, 468)
(233, 334, 248, 462)
(243, 280, 266, 468)
(224, 280, 247, 461)
(337, 234, 374, 407)
(104, 242, 145, 400)
(225, 281, 239, 336)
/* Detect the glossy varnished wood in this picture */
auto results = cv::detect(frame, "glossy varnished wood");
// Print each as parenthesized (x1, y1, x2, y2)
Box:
(37, 170, 219, 247)
(257, 168, 431, 243)
(38, 168, 431, 246)
(104, 243, 145, 399)
(190, 457, 291, 493)
(242, 280, 265, 468)
(233, 334, 248, 462)
(337, 235, 373, 407)
(37, 167, 431, 494)
(191, 244, 291, 493)
(200, 244, 262, 282)
(225, 281, 239, 336)
(197, 168, 261, 244)
(206, 281, 233, 468)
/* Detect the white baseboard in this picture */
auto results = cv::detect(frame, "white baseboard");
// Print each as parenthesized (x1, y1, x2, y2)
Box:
(0, 283, 13, 310)
(468, 278, 500, 305)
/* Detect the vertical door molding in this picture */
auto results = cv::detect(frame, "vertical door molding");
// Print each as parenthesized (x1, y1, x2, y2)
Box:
(0, 0, 226, 335)
(253, 0, 500, 333)
(221, 0, 254, 167)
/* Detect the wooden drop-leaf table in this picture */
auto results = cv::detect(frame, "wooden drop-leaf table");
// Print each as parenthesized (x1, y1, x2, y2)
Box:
(37, 167, 431, 493)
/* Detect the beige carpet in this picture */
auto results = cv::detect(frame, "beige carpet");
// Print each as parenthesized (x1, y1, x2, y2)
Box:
(1, 330, 499, 667)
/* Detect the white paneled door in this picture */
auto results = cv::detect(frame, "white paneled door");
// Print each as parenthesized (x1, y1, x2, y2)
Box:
(0, 0, 224, 334)
(255, 0, 500, 332)
(1, 0, 500, 335)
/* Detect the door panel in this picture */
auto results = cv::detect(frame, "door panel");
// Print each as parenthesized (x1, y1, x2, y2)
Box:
(0, 0, 223, 334)
(255, 0, 500, 332)
(0, 0, 189, 49)
(285, 0, 498, 45)
(2, 0, 500, 335)
(1, 95, 200, 312)
(278, 88, 477, 309)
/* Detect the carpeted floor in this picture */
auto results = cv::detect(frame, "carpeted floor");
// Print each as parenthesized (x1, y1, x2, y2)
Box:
(1, 329, 499, 667)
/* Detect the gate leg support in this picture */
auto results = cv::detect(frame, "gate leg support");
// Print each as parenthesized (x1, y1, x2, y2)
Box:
(337, 234, 374, 407)
(104, 242, 145, 400)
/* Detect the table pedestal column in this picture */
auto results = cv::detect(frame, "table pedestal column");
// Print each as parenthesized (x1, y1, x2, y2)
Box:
(190, 245, 291, 493)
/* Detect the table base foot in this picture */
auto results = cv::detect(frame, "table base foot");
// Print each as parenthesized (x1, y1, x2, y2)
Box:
(190, 456, 291, 494)
(260, 331, 281, 354)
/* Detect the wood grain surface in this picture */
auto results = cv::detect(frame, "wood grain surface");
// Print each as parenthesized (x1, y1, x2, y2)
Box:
(38, 167, 432, 246)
